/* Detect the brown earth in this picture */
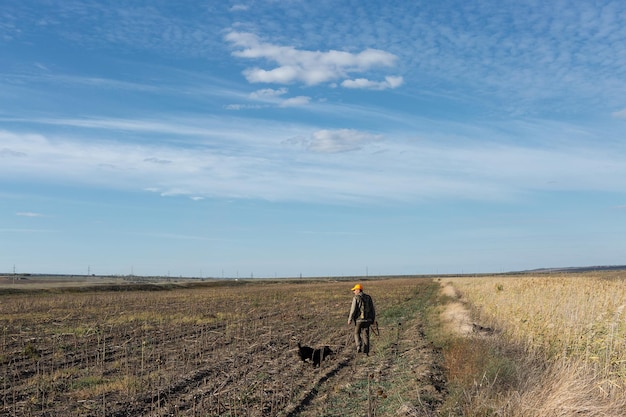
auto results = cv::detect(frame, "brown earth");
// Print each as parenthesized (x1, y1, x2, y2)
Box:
(289, 315, 447, 417)
(1, 277, 448, 416)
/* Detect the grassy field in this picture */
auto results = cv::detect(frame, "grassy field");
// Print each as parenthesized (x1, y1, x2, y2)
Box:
(2, 271, 625, 416)
(440, 271, 626, 416)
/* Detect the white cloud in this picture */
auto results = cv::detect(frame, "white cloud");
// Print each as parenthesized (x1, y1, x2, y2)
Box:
(230, 4, 249, 12)
(279, 96, 311, 107)
(305, 129, 383, 153)
(224, 104, 268, 111)
(225, 31, 400, 86)
(230, 88, 309, 109)
(3, 116, 626, 205)
(249, 88, 288, 100)
(341, 75, 404, 90)
(2, 117, 223, 137)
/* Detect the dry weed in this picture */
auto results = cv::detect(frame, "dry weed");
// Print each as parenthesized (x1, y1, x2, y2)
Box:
(447, 271, 626, 415)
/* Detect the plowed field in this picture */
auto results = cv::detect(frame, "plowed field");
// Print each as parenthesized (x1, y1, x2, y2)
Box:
(1, 277, 446, 416)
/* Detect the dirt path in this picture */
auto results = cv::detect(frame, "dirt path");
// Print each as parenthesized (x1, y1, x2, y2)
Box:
(440, 282, 473, 336)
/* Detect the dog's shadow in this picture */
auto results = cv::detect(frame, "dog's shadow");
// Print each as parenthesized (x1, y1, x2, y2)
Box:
(297, 342, 333, 368)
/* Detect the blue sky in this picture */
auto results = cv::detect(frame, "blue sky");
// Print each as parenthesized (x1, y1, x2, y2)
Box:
(2, 0, 626, 277)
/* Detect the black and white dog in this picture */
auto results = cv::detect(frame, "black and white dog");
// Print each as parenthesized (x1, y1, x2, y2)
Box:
(297, 342, 333, 367)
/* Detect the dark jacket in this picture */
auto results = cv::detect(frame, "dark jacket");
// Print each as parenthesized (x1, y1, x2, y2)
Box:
(349, 292, 375, 323)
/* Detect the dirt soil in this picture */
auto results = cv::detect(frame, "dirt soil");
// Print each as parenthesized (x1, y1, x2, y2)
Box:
(287, 315, 448, 417)
(1, 278, 449, 417)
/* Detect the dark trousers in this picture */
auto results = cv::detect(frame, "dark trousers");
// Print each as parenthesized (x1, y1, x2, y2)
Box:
(354, 320, 371, 354)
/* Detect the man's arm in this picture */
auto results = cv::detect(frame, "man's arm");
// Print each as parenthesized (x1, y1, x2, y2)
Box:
(347, 296, 357, 324)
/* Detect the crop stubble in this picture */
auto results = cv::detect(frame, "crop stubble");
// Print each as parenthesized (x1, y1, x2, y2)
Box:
(1, 278, 440, 416)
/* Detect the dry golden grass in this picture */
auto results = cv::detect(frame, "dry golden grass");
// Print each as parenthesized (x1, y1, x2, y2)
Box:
(446, 271, 626, 416)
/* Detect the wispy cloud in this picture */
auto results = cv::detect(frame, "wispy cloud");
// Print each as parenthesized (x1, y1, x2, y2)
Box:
(279, 96, 311, 107)
(398, 2, 626, 113)
(224, 104, 266, 110)
(341, 76, 403, 90)
(144, 157, 172, 165)
(249, 88, 288, 100)
(3, 117, 626, 204)
(299, 129, 383, 153)
(1, 148, 27, 157)
(225, 31, 402, 89)
(612, 109, 626, 119)
(134, 232, 221, 241)
(230, 4, 249, 12)
(246, 87, 310, 108)
(0, 116, 249, 142)
(0, 228, 55, 233)
(16, 212, 45, 217)
(0, 69, 252, 110)
(3, 2, 225, 58)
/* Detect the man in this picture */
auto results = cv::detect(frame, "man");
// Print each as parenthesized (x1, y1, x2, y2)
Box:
(347, 283, 376, 355)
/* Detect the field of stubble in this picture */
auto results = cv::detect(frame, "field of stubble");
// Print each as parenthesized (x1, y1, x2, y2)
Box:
(1, 277, 444, 417)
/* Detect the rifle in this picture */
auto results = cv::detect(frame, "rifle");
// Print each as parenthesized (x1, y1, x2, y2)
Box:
(371, 320, 379, 336)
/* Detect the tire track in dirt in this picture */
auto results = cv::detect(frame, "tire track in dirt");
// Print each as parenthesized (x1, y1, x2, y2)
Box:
(282, 355, 352, 417)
